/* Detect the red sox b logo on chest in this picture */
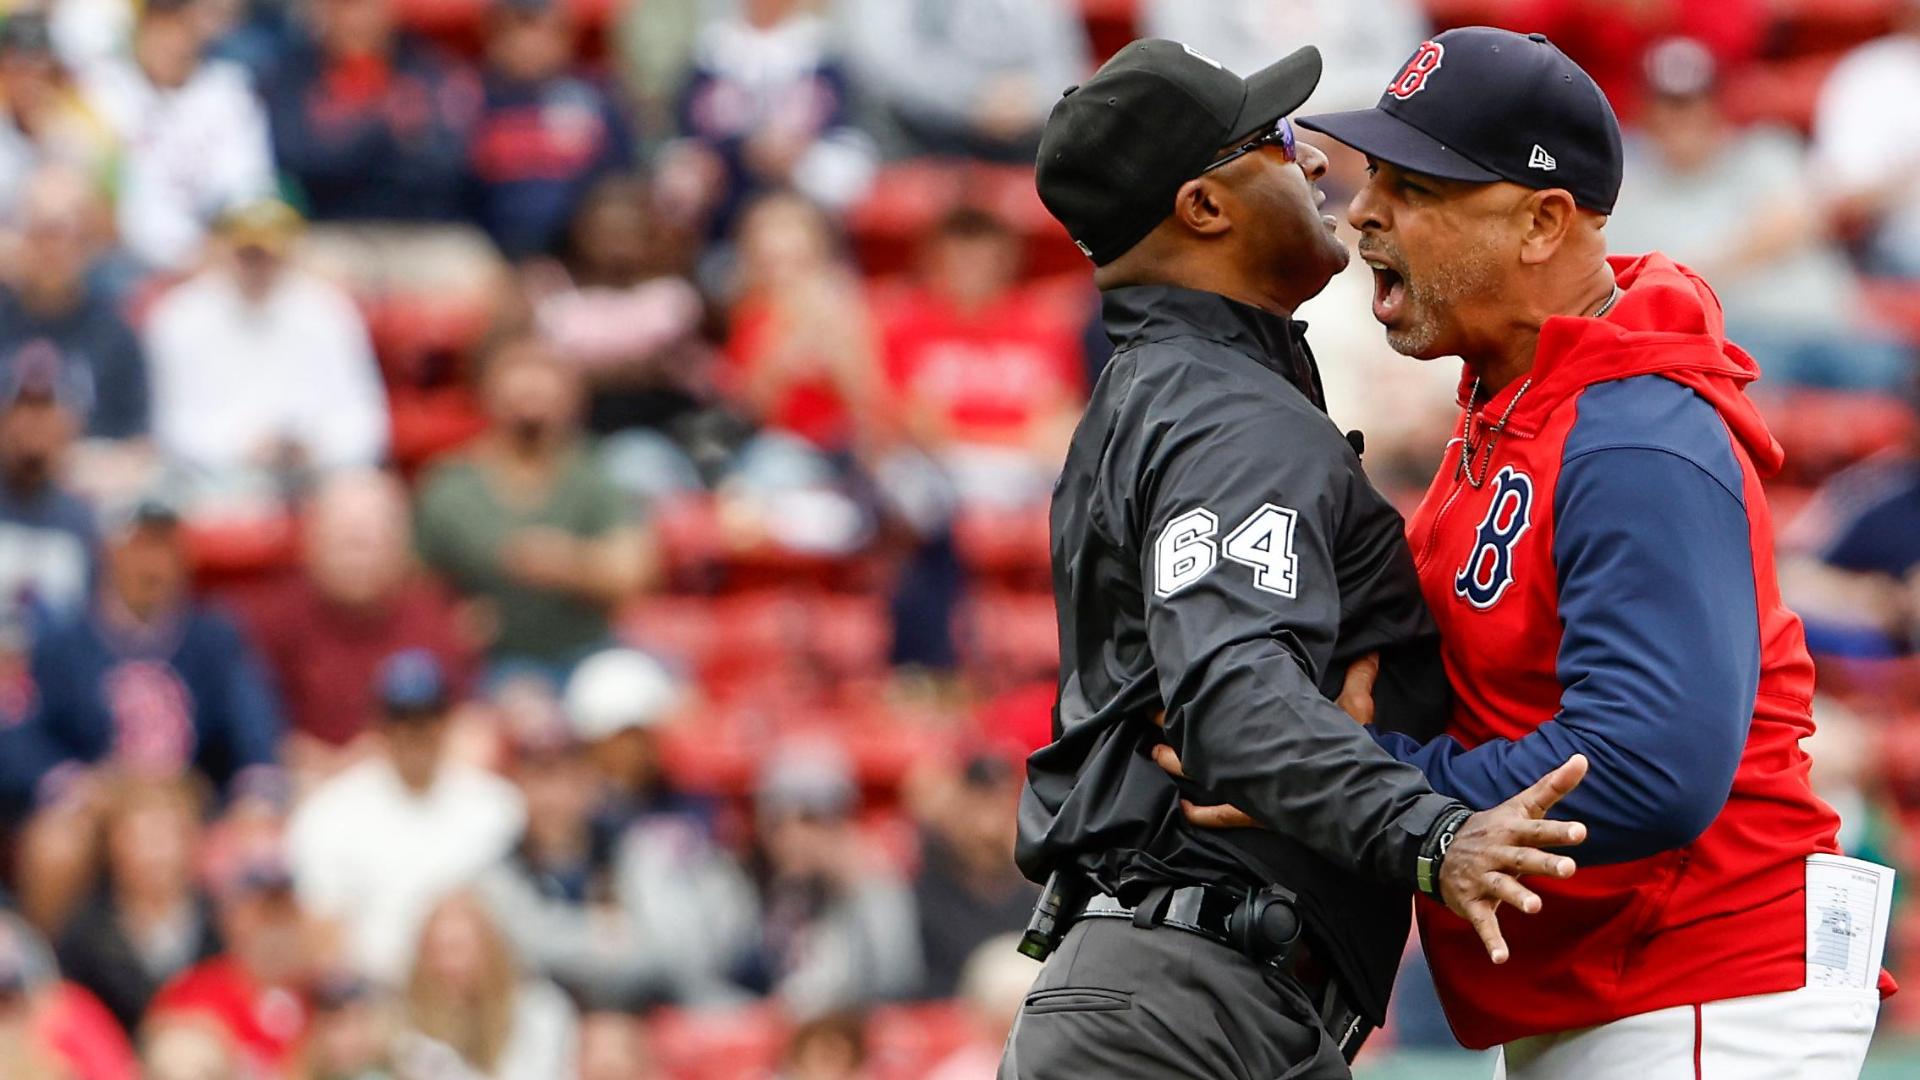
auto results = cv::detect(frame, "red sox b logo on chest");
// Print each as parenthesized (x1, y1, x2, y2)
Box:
(1454, 466, 1532, 610)
(1387, 42, 1445, 100)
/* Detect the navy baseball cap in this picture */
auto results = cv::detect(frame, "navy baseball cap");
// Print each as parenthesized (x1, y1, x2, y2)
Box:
(376, 648, 450, 716)
(1037, 39, 1322, 266)
(1299, 27, 1623, 214)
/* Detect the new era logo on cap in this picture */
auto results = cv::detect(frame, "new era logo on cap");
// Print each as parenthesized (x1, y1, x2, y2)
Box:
(1529, 144, 1557, 170)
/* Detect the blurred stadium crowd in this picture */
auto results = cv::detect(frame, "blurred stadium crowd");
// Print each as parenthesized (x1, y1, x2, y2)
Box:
(0, 0, 1915, 1076)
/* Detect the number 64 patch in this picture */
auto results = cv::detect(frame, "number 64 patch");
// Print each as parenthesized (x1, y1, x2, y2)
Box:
(1153, 503, 1300, 599)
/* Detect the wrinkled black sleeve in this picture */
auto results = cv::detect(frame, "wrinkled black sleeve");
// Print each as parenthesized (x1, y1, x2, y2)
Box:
(1124, 376, 1462, 886)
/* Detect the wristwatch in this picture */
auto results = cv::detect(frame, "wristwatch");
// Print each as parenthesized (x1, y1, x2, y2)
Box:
(1416, 806, 1474, 901)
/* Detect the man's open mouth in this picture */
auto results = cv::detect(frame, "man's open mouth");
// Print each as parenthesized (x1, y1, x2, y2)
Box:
(1365, 259, 1408, 325)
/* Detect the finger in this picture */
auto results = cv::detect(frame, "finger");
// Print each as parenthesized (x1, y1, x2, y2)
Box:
(1503, 817, 1588, 849)
(1484, 847, 1578, 879)
(1344, 652, 1380, 692)
(1514, 754, 1590, 817)
(1180, 800, 1257, 830)
(1466, 900, 1509, 965)
(1337, 654, 1381, 725)
(1481, 871, 1543, 915)
(1151, 710, 1168, 728)
(1150, 743, 1187, 780)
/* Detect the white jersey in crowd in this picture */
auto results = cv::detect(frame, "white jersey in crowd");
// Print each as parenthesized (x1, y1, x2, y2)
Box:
(145, 266, 390, 483)
(81, 56, 275, 270)
(287, 758, 526, 986)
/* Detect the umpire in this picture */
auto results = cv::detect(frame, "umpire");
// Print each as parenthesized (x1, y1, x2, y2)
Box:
(1003, 40, 1592, 1080)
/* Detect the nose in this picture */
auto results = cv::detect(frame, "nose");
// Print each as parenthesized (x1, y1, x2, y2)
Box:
(1346, 173, 1387, 233)
(1295, 139, 1328, 183)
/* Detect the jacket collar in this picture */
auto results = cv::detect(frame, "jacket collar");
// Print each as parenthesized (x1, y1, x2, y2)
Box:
(1100, 284, 1323, 408)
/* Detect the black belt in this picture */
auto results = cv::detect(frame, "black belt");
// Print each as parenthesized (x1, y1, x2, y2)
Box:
(1065, 885, 1372, 1062)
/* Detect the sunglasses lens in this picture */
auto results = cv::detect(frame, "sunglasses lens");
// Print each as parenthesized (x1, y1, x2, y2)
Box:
(1278, 117, 1297, 161)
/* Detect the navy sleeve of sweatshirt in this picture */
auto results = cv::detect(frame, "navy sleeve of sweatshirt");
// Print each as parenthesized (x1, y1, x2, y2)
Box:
(1374, 377, 1761, 864)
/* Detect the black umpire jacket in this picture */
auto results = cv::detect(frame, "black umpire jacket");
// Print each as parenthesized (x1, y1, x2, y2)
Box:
(1016, 284, 1466, 1023)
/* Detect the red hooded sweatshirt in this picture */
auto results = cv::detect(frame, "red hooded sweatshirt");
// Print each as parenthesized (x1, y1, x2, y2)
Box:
(1374, 254, 1892, 1048)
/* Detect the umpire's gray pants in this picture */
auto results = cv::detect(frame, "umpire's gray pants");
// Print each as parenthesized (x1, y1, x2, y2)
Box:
(998, 917, 1353, 1079)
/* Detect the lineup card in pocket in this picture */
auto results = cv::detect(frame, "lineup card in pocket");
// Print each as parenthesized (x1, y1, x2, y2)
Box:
(1806, 853, 1896, 990)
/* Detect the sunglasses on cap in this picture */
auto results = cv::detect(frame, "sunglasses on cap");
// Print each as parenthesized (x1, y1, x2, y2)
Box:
(1200, 116, 1299, 175)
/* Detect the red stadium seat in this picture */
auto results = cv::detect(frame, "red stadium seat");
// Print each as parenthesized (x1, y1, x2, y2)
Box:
(183, 514, 301, 589)
(869, 1002, 978, 1080)
(952, 504, 1052, 585)
(1719, 53, 1846, 133)
(848, 161, 1082, 281)
(1762, 389, 1916, 484)
(957, 589, 1061, 684)
(392, 0, 617, 60)
(646, 1005, 788, 1080)
(1077, 0, 1140, 63)
(1861, 279, 1920, 349)
(386, 386, 487, 474)
(1765, 0, 1900, 58)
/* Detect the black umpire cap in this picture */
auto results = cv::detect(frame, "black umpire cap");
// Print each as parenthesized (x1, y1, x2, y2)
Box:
(1036, 39, 1322, 266)
(1299, 27, 1624, 215)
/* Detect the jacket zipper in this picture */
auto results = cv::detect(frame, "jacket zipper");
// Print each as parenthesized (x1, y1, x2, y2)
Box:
(1418, 423, 1477, 569)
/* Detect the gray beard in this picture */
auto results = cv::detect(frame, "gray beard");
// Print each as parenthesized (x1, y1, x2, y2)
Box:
(1384, 235, 1504, 357)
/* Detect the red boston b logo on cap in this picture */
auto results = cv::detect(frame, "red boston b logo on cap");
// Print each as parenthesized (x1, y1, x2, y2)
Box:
(1386, 41, 1445, 100)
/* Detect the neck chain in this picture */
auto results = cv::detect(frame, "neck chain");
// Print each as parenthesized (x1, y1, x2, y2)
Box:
(1456, 284, 1620, 488)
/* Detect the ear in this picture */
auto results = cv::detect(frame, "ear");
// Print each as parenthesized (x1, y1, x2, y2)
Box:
(1517, 188, 1578, 266)
(1169, 177, 1233, 239)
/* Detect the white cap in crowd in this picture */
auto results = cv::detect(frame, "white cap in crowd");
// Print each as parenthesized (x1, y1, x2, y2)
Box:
(563, 648, 684, 742)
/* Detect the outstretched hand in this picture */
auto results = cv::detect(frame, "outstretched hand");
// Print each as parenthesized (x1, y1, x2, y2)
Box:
(1439, 754, 1589, 965)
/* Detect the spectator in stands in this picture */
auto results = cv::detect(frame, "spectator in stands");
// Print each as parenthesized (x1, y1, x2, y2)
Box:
(523, 175, 709, 439)
(745, 742, 920, 1015)
(286, 650, 524, 985)
(148, 850, 317, 1079)
(775, 1010, 871, 1080)
(261, 0, 479, 223)
(0, 13, 114, 220)
(0, 346, 96, 643)
(414, 335, 650, 673)
(611, 0, 703, 141)
(576, 1010, 652, 1080)
(564, 647, 708, 833)
(1608, 38, 1914, 392)
(0, 911, 138, 1080)
(55, 777, 220, 1035)
(1494, 0, 1767, 123)
(299, 972, 401, 1080)
(723, 192, 880, 457)
(909, 752, 1034, 998)
(1813, 0, 1920, 280)
(1142, 0, 1427, 115)
(244, 470, 475, 771)
(1780, 402, 1920, 657)
(472, 0, 634, 261)
(0, 167, 148, 442)
(924, 934, 1036, 1080)
(659, 0, 875, 243)
(479, 665, 750, 1009)
(877, 206, 1083, 511)
(80, 0, 275, 270)
(145, 198, 388, 512)
(840, 0, 1088, 163)
(394, 892, 578, 1079)
(1804, 696, 1903, 872)
(0, 493, 282, 815)
(141, 1014, 240, 1080)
